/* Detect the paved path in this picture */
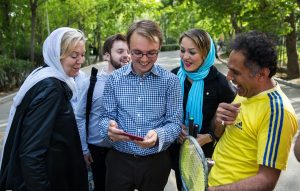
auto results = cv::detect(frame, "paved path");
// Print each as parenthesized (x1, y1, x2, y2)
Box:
(0, 51, 299, 190)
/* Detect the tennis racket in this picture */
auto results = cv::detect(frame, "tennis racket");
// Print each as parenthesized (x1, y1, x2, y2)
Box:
(179, 136, 208, 191)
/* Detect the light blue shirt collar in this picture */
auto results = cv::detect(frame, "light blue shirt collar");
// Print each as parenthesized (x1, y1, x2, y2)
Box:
(123, 63, 160, 77)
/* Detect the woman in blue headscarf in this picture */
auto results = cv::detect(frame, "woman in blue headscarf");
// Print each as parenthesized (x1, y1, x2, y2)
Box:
(170, 29, 236, 191)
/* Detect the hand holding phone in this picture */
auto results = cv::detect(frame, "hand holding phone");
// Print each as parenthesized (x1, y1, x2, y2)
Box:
(120, 132, 144, 141)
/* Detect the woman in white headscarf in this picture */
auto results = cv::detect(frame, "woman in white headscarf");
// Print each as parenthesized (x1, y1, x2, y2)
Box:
(0, 27, 88, 191)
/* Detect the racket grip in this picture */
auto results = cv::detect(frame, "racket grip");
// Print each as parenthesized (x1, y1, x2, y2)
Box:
(193, 124, 199, 138)
(188, 117, 194, 136)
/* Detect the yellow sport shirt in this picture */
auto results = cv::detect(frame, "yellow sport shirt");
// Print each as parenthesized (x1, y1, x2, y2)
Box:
(208, 85, 298, 186)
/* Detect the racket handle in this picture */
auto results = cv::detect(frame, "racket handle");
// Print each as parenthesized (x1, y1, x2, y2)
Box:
(188, 117, 194, 136)
(193, 124, 199, 138)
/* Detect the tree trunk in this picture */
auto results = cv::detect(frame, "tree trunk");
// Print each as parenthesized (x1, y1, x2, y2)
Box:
(30, 0, 38, 62)
(2, 1, 10, 29)
(98, 30, 103, 62)
(285, 12, 299, 79)
(1, 0, 10, 55)
(93, 31, 99, 63)
(230, 13, 242, 34)
(93, 15, 102, 63)
(36, 12, 43, 45)
(93, 26, 103, 63)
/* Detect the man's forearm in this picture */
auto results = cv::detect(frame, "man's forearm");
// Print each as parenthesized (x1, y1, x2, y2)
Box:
(294, 133, 300, 162)
(212, 116, 225, 138)
(209, 166, 280, 191)
(209, 178, 275, 191)
(209, 177, 274, 191)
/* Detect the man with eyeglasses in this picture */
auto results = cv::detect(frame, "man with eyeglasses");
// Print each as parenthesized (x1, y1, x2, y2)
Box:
(99, 20, 183, 191)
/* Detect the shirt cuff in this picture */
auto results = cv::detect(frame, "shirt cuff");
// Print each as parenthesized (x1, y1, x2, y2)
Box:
(83, 149, 90, 155)
(154, 128, 165, 152)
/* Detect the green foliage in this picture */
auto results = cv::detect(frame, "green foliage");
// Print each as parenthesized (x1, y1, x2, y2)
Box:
(2, 0, 298, 56)
(161, 44, 180, 51)
(193, 0, 298, 38)
(0, 56, 34, 91)
(0, 0, 31, 57)
(0, 0, 299, 80)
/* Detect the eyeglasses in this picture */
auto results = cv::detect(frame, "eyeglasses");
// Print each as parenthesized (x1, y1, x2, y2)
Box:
(130, 50, 159, 58)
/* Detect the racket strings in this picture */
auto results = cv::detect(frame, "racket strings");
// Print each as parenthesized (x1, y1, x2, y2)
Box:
(180, 139, 206, 190)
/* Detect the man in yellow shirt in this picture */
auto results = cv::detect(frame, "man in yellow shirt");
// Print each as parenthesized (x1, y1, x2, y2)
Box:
(208, 31, 298, 191)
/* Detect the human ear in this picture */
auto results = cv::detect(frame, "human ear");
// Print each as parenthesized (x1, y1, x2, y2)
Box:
(103, 52, 110, 61)
(258, 68, 270, 81)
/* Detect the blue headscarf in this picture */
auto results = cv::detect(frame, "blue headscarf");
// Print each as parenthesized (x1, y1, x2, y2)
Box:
(177, 36, 216, 131)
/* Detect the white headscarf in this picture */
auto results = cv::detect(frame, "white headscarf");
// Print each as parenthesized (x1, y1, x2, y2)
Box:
(0, 27, 80, 166)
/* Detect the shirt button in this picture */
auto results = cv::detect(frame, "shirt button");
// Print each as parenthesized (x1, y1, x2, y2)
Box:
(206, 92, 209, 95)
(137, 113, 141, 117)
(140, 82, 142, 85)
(137, 129, 141, 133)
(138, 97, 141, 101)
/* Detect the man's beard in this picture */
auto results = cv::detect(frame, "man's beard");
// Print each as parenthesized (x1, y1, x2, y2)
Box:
(110, 57, 122, 70)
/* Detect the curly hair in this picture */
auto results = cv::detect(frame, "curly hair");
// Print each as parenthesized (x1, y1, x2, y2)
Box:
(230, 31, 277, 77)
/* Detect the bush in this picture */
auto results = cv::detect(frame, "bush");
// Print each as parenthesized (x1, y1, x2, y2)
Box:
(161, 44, 180, 52)
(13, 44, 44, 67)
(0, 56, 35, 92)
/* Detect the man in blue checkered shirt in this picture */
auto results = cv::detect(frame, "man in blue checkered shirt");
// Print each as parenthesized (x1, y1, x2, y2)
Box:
(99, 20, 183, 191)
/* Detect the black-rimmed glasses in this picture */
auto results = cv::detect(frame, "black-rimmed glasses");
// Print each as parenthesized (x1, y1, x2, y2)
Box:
(130, 50, 159, 58)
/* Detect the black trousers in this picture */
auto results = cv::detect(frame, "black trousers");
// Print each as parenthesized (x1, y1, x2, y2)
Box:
(88, 144, 109, 191)
(105, 149, 171, 191)
(169, 143, 182, 191)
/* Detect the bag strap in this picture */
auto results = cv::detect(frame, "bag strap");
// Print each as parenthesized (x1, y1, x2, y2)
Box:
(85, 67, 98, 137)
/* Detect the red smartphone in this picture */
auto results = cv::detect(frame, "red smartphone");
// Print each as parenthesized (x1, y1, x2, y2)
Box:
(120, 132, 144, 141)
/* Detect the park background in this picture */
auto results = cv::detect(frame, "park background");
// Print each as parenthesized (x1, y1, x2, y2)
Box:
(0, 1, 300, 190)
(0, 0, 300, 93)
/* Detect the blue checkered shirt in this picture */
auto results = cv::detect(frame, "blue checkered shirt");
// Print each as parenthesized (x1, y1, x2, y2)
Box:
(99, 63, 183, 156)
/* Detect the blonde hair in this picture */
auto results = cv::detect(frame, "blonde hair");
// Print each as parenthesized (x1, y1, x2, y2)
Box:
(179, 29, 210, 58)
(126, 20, 163, 48)
(60, 30, 87, 59)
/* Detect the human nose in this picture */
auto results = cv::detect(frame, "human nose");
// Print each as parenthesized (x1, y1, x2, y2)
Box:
(123, 51, 130, 59)
(182, 52, 190, 60)
(77, 56, 85, 64)
(140, 54, 149, 62)
(226, 70, 233, 81)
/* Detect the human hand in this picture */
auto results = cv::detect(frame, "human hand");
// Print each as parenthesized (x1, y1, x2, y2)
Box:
(196, 134, 212, 146)
(178, 125, 188, 144)
(215, 102, 241, 126)
(84, 153, 93, 167)
(135, 130, 157, 148)
(107, 120, 130, 142)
